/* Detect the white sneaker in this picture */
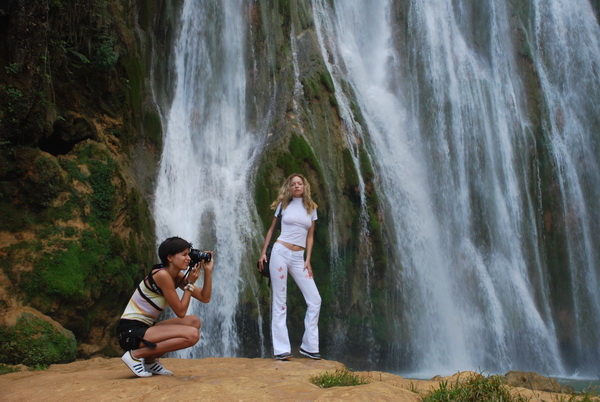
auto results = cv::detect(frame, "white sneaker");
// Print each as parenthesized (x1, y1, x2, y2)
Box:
(144, 359, 173, 376)
(121, 351, 152, 377)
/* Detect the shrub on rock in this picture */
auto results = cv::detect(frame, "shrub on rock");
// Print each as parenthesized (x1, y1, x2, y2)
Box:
(0, 309, 77, 366)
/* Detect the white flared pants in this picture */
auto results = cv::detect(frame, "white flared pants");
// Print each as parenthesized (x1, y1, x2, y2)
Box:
(269, 242, 321, 355)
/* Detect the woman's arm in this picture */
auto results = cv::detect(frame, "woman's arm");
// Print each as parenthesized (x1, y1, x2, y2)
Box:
(258, 216, 278, 270)
(304, 220, 316, 278)
(154, 267, 201, 318)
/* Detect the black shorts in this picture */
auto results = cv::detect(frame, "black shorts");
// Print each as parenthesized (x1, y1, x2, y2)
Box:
(117, 319, 150, 351)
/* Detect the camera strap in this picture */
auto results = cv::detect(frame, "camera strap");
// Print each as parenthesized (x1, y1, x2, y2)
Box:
(175, 267, 191, 289)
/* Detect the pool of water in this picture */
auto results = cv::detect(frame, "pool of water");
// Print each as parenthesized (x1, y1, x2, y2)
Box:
(556, 378, 600, 393)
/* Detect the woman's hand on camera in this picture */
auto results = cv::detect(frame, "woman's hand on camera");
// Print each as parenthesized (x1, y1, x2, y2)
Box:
(188, 263, 202, 283)
(201, 251, 214, 274)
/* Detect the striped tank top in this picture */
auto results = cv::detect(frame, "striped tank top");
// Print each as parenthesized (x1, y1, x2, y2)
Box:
(121, 268, 168, 326)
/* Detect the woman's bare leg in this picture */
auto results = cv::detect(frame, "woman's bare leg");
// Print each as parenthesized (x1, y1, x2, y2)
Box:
(131, 315, 201, 361)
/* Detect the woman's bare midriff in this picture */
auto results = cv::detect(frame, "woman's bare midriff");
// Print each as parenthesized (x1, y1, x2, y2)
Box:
(276, 240, 305, 252)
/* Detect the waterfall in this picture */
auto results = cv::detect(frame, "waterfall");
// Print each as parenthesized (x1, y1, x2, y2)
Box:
(312, 1, 381, 365)
(531, 0, 600, 374)
(148, 0, 599, 377)
(313, 0, 599, 377)
(152, 0, 262, 358)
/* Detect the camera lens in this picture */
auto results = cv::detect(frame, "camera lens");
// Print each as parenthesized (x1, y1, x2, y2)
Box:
(189, 248, 211, 266)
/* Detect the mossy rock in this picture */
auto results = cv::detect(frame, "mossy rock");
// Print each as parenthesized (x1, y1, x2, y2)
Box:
(14, 147, 67, 210)
(0, 308, 77, 366)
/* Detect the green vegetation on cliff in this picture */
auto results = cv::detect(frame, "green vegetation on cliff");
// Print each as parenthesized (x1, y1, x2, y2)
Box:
(0, 0, 160, 366)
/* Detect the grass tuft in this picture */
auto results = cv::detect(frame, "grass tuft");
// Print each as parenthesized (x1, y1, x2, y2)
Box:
(310, 368, 370, 388)
(562, 387, 600, 402)
(422, 373, 529, 402)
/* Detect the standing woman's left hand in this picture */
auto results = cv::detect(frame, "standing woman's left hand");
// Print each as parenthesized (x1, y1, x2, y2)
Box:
(304, 261, 313, 278)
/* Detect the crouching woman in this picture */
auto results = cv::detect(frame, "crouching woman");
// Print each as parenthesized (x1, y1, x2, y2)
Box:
(117, 236, 213, 377)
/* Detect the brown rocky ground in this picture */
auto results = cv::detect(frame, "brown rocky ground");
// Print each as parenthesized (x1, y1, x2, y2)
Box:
(0, 357, 586, 401)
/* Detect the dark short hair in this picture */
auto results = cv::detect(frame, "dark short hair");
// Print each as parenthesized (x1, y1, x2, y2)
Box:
(158, 237, 192, 265)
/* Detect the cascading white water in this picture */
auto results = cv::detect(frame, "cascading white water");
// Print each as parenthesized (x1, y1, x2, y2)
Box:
(152, 0, 261, 358)
(149, 0, 599, 376)
(531, 0, 600, 374)
(313, 0, 599, 377)
(311, 1, 380, 363)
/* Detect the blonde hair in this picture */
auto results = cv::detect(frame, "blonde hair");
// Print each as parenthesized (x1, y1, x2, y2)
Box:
(270, 173, 318, 214)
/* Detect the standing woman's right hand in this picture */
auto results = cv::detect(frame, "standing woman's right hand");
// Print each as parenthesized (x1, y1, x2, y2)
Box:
(259, 216, 279, 272)
(258, 252, 267, 272)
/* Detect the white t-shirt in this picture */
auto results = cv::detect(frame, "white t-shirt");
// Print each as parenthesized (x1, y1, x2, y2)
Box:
(275, 197, 317, 248)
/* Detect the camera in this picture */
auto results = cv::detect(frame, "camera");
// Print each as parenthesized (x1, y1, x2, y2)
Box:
(189, 248, 211, 267)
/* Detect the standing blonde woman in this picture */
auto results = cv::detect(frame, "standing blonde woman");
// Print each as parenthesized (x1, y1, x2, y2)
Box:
(258, 173, 322, 360)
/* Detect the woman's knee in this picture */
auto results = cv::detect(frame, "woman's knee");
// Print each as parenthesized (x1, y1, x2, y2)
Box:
(190, 328, 201, 346)
(183, 326, 200, 347)
(308, 294, 321, 310)
(186, 315, 201, 329)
